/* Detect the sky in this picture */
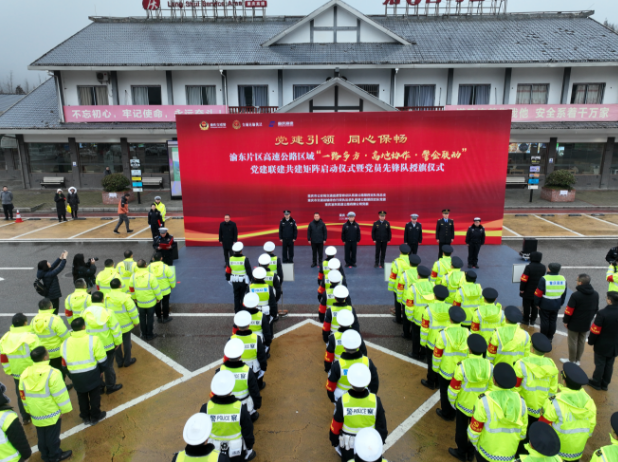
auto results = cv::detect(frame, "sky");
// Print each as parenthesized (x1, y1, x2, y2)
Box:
(0, 0, 616, 90)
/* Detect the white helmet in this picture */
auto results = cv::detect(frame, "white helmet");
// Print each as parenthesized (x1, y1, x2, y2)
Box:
(263, 241, 275, 252)
(243, 292, 260, 309)
(328, 270, 342, 284)
(337, 310, 354, 328)
(354, 428, 383, 461)
(234, 310, 252, 328)
(325, 246, 337, 256)
(224, 338, 245, 360)
(258, 253, 271, 266)
(252, 267, 267, 280)
(211, 370, 236, 396)
(333, 285, 349, 299)
(183, 413, 213, 446)
(232, 242, 243, 252)
(327, 258, 341, 270)
(341, 329, 362, 350)
(347, 363, 371, 388)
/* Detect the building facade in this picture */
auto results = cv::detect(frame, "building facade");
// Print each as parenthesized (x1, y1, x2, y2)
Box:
(1, 0, 618, 190)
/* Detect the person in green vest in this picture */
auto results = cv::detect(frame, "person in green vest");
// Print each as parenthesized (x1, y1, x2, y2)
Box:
(444, 257, 466, 305)
(149, 252, 176, 324)
(231, 311, 267, 390)
(350, 427, 389, 462)
(433, 306, 469, 421)
(514, 333, 558, 455)
(534, 263, 567, 342)
(154, 195, 166, 224)
(64, 278, 92, 323)
(19, 346, 73, 462)
(448, 334, 493, 462)
(319, 258, 347, 300)
(106, 278, 139, 368)
(115, 250, 136, 293)
(0, 313, 41, 425)
(322, 285, 359, 343)
(453, 271, 483, 329)
(172, 412, 231, 462)
(421, 285, 451, 391)
(431, 244, 453, 285)
(0, 381, 31, 462)
(263, 241, 284, 286)
(216, 339, 262, 423)
(249, 267, 277, 326)
(319, 269, 342, 323)
(589, 412, 618, 462)
(403, 266, 435, 360)
(515, 421, 562, 462)
(95, 259, 122, 295)
(200, 370, 256, 461)
(233, 293, 271, 355)
(225, 242, 253, 314)
(326, 330, 379, 404)
(329, 363, 387, 462)
(488, 306, 531, 366)
(471, 288, 505, 343)
(468, 363, 528, 462)
(318, 246, 344, 287)
(324, 310, 367, 373)
(257, 254, 287, 320)
(539, 362, 597, 462)
(394, 254, 421, 323)
(388, 244, 412, 325)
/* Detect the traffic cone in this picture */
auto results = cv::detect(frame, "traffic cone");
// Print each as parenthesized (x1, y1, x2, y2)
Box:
(14, 210, 23, 223)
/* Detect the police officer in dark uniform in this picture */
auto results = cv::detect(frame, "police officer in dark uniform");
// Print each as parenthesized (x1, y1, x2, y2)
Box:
(219, 215, 238, 267)
(372, 211, 391, 268)
(514, 421, 561, 462)
(278, 210, 297, 263)
(465, 217, 485, 269)
(342, 212, 361, 268)
(436, 209, 455, 260)
(404, 213, 423, 255)
(153, 227, 177, 266)
(605, 243, 618, 263)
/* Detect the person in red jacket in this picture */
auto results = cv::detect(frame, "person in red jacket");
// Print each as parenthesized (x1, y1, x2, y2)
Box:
(113, 193, 133, 234)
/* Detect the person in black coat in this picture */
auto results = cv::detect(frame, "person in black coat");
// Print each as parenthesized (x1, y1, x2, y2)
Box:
(67, 187, 80, 220)
(588, 291, 618, 391)
(219, 215, 238, 267)
(341, 212, 361, 268)
(54, 189, 67, 222)
(534, 262, 567, 342)
(372, 211, 391, 268)
(307, 213, 327, 267)
(403, 213, 423, 255)
(71, 253, 97, 289)
(153, 229, 177, 266)
(148, 204, 163, 239)
(36, 251, 68, 315)
(465, 217, 485, 269)
(279, 210, 297, 263)
(519, 251, 546, 326)
(435, 209, 455, 259)
(0, 382, 31, 461)
(562, 274, 599, 364)
(605, 243, 618, 263)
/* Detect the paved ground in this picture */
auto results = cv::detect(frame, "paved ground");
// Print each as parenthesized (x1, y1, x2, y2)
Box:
(505, 188, 618, 209)
(0, 238, 615, 461)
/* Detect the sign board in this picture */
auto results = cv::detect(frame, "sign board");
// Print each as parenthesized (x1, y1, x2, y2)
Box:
(531, 156, 541, 165)
(130, 159, 141, 168)
(512, 264, 527, 283)
(63, 105, 228, 123)
(132, 182, 143, 188)
(528, 185, 539, 190)
(168, 141, 182, 199)
(528, 179, 539, 185)
(133, 188, 143, 192)
(529, 173, 540, 179)
(529, 166, 540, 173)
(131, 169, 142, 176)
(446, 104, 618, 122)
(132, 176, 142, 181)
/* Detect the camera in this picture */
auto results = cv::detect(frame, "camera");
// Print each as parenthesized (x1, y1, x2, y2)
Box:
(90, 257, 99, 262)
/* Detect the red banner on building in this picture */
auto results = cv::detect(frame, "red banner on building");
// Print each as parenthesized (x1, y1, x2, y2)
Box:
(176, 111, 511, 247)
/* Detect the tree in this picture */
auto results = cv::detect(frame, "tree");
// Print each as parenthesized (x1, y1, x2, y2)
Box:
(604, 19, 618, 33)
(14, 86, 25, 95)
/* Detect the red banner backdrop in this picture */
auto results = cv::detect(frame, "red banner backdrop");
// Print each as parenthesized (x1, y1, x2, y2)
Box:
(176, 111, 511, 247)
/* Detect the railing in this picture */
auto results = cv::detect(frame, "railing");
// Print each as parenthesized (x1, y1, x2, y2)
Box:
(397, 106, 445, 112)
(228, 106, 279, 114)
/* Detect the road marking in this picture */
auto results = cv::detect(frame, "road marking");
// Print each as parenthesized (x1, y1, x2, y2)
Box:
(132, 334, 192, 377)
(129, 226, 152, 239)
(0, 267, 33, 270)
(0, 222, 16, 229)
(68, 220, 115, 239)
(384, 391, 441, 452)
(502, 236, 618, 240)
(585, 214, 618, 228)
(8, 220, 67, 240)
(531, 214, 584, 237)
(561, 266, 607, 269)
(502, 225, 521, 237)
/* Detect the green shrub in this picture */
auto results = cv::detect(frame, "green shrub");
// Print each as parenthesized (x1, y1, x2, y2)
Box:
(544, 169, 576, 191)
(101, 173, 131, 192)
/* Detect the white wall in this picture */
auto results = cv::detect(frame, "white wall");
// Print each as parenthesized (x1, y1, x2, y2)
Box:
(61, 71, 113, 106)
(343, 69, 391, 103)
(359, 20, 394, 43)
(395, 68, 449, 106)
(282, 69, 332, 106)
(452, 68, 504, 105)
(508, 68, 563, 104)
(116, 71, 168, 106)
(171, 70, 223, 105)
(226, 70, 278, 106)
(569, 66, 618, 104)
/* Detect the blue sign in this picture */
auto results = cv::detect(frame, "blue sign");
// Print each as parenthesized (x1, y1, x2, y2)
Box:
(132, 181, 143, 187)
(528, 179, 539, 185)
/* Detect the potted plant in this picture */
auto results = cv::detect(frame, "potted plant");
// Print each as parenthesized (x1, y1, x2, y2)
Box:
(101, 173, 134, 205)
(540, 170, 577, 203)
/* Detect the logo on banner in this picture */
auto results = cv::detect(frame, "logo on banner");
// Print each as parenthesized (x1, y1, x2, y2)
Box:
(199, 121, 209, 131)
(142, 0, 161, 10)
(269, 121, 276, 127)
(232, 120, 241, 130)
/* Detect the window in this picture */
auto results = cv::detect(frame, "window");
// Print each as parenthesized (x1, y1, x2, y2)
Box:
(516, 84, 549, 104)
(404, 85, 436, 107)
(611, 144, 618, 176)
(129, 143, 169, 174)
(507, 143, 547, 175)
(555, 143, 605, 175)
(77, 86, 109, 106)
(571, 84, 605, 104)
(186, 86, 217, 105)
(78, 143, 123, 174)
(27, 143, 72, 174)
(355, 84, 379, 98)
(293, 85, 319, 100)
(0, 136, 20, 171)
(457, 85, 491, 105)
(132, 86, 162, 105)
(238, 86, 268, 107)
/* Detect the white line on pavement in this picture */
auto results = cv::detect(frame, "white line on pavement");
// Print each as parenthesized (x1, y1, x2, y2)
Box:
(0, 267, 33, 270)
(132, 334, 192, 377)
(68, 220, 115, 239)
(502, 236, 618, 240)
(8, 220, 67, 240)
(532, 214, 584, 237)
(561, 266, 607, 269)
(384, 391, 441, 452)
(0, 222, 16, 229)
(129, 226, 153, 239)
(502, 225, 521, 237)
(585, 214, 618, 228)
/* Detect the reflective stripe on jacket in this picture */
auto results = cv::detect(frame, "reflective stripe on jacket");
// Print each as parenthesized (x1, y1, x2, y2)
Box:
(487, 325, 531, 366)
(0, 410, 20, 462)
(61, 330, 107, 374)
(421, 302, 450, 349)
(148, 261, 176, 295)
(432, 326, 469, 379)
(130, 268, 163, 308)
(336, 356, 370, 392)
(19, 361, 72, 427)
(403, 280, 435, 325)
(83, 303, 122, 351)
(64, 289, 91, 322)
(448, 356, 493, 417)
(514, 356, 559, 417)
(105, 290, 139, 333)
(396, 267, 418, 303)
(0, 326, 41, 379)
(388, 255, 411, 292)
(115, 259, 137, 292)
(220, 364, 251, 400)
(471, 304, 505, 343)
(206, 400, 242, 441)
(31, 311, 69, 359)
(95, 267, 122, 295)
(341, 392, 377, 434)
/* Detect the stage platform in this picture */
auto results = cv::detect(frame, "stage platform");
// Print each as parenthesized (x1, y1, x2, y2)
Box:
(170, 244, 565, 310)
